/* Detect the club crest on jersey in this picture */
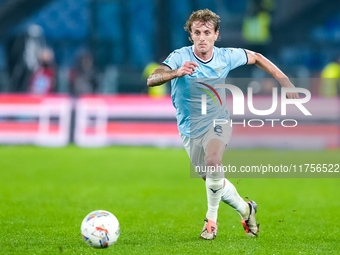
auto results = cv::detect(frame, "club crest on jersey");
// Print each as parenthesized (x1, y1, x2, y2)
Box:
(214, 66, 226, 73)
(214, 66, 226, 77)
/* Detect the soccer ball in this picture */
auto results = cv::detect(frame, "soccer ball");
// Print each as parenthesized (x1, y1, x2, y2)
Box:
(81, 210, 120, 248)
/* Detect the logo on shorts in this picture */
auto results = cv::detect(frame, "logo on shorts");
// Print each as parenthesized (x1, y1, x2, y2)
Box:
(214, 125, 223, 136)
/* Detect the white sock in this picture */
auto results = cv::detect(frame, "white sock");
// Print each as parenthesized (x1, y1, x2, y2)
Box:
(205, 177, 224, 222)
(221, 178, 249, 219)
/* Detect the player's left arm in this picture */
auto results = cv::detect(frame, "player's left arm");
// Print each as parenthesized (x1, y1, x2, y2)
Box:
(245, 49, 299, 99)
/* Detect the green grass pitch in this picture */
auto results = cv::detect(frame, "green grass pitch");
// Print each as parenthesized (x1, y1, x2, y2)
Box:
(0, 146, 339, 254)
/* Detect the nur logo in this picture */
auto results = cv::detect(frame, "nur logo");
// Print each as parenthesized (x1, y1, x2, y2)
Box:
(200, 83, 312, 116)
(198, 82, 222, 115)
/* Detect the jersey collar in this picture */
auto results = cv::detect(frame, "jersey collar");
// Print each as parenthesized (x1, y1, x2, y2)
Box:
(192, 45, 214, 64)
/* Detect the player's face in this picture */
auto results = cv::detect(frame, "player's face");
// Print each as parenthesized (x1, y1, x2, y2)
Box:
(190, 20, 219, 58)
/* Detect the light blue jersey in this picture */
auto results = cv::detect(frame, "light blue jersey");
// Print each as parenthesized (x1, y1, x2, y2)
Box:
(162, 46, 248, 138)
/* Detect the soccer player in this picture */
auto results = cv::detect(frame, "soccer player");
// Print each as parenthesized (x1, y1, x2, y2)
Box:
(147, 9, 298, 240)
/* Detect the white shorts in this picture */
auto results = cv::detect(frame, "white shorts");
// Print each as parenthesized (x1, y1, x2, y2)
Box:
(180, 123, 232, 178)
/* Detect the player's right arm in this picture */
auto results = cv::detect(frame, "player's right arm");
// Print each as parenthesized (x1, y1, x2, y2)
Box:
(147, 61, 199, 87)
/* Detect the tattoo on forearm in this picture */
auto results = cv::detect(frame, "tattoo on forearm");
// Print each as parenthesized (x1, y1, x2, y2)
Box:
(149, 73, 165, 85)
(148, 68, 176, 86)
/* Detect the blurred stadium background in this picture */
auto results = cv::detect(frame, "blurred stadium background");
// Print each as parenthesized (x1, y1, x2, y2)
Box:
(0, 0, 339, 148)
(0, 2, 339, 253)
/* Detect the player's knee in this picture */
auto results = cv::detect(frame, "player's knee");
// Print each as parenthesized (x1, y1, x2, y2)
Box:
(205, 153, 222, 167)
(205, 153, 224, 179)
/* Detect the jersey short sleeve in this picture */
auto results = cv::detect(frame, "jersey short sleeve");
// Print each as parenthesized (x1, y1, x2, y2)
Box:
(161, 50, 182, 70)
(225, 48, 248, 71)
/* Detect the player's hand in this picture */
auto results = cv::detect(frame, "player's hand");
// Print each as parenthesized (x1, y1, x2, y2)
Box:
(176, 61, 199, 77)
(281, 81, 299, 99)
(283, 82, 299, 99)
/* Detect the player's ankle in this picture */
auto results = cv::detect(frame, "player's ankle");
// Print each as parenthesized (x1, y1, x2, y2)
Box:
(240, 204, 250, 220)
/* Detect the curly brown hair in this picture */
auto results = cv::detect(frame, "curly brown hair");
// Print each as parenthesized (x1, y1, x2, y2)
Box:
(184, 9, 220, 33)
